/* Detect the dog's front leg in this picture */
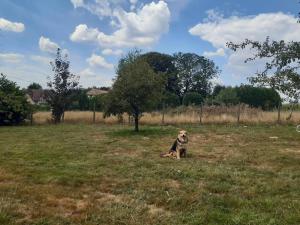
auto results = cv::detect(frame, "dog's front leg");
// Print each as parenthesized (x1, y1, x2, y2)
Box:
(176, 149, 180, 160)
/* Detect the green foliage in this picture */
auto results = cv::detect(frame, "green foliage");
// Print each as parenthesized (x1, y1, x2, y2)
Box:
(215, 87, 239, 106)
(0, 74, 31, 125)
(27, 82, 42, 90)
(227, 37, 300, 103)
(105, 51, 164, 131)
(214, 85, 281, 109)
(173, 52, 219, 98)
(212, 85, 226, 97)
(182, 92, 203, 106)
(164, 92, 181, 107)
(46, 49, 79, 123)
(237, 85, 281, 110)
(141, 52, 180, 97)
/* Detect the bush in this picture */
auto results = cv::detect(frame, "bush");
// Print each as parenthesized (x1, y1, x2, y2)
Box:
(237, 85, 281, 110)
(215, 87, 239, 106)
(0, 74, 31, 125)
(164, 92, 181, 108)
(183, 92, 203, 106)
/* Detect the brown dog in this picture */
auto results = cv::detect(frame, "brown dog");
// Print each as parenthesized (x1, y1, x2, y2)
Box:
(160, 130, 188, 160)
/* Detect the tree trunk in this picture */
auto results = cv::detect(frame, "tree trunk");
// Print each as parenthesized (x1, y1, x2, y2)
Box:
(30, 112, 33, 125)
(134, 114, 139, 132)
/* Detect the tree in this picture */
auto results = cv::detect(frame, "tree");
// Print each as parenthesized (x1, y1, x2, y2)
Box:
(212, 85, 226, 97)
(237, 85, 281, 110)
(141, 52, 180, 97)
(46, 48, 79, 123)
(183, 92, 203, 106)
(0, 74, 31, 125)
(215, 87, 239, 106)
(227, 37, 300, 104)
(27, 82, 42, 90)
(104, 51, 164, 132)
(173, 52, 219, 99)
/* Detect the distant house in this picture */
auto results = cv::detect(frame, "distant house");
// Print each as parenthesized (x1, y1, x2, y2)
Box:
(27, 89, 47, 105)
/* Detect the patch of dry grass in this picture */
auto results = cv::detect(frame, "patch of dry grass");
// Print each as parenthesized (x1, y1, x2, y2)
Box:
(33, 106, 300, 125)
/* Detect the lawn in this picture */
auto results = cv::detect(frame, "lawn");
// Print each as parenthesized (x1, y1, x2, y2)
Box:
(0, 124, 299, 225)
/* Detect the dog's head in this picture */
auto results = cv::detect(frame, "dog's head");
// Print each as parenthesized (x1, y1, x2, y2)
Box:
(178, 130, 188, 143)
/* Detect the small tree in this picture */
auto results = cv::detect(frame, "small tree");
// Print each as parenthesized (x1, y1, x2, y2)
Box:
(104, 51, 164, 131)
(46, 49, 79, 123)
(0, 74, 30, 125)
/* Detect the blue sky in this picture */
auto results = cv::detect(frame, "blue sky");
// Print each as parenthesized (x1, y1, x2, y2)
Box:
(0, 0, 299, 88)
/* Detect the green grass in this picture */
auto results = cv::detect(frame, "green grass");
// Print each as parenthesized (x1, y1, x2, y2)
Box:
(0, 124, 299, 225)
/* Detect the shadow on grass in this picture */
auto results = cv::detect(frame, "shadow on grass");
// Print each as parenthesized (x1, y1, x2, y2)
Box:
(106, 125, 178, 138)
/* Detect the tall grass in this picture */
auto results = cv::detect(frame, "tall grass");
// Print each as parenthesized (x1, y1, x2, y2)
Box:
(33, 105, 300, 125)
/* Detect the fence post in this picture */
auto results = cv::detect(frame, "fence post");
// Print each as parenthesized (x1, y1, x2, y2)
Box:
(93, 98, 96, 123)
(162, 102, 165, 125)
(199, 104, 203, 124)
(277, 104, 281, 124)
(237, 102, 241, 124)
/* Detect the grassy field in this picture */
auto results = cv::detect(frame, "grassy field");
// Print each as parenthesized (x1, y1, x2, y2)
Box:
(0, 124, 299, 225)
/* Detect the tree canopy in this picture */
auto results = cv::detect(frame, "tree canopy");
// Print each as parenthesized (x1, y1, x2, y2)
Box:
(27, 82, 42, 90)
(173, 52, 219, 99)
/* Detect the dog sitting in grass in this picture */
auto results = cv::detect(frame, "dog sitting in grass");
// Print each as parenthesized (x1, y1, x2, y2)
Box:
(160, 130, 188, 159)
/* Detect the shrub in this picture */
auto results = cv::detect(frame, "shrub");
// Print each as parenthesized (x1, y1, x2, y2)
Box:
(0, 74, 31, 125)
(183, 92, 203, 106)
(215, 87, 239, 106)
(237, 85, 281, 110)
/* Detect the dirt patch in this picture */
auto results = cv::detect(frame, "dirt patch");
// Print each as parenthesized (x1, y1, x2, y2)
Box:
(0, 168, 19, 186)
(148, 204, 171, 216)
(279, 148, 300, 154)
(46, 196, 90, 218)
(165, 179, 181, 189)
(95, 191, 123, 204)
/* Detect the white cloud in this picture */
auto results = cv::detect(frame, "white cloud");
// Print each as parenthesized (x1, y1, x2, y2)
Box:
(189, 11, 299, 48)
(78, 67, 114, 87)
(0, 18, 25, 32)
(70, 0, 84, 8)
(78, 68, 97, 77)
(30, 55, 52, 65)
(203, 48, 225, 57)
(39, 36, 60, 54)
(0, 53, 24, 63)
(129, 0, 138, 4)
(87, 54, 114, 69)
(189, 11, 300, 80)
(70, 1, 170, 48)
(70, 0, 113, 18)
(102, 48, 123, 56)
